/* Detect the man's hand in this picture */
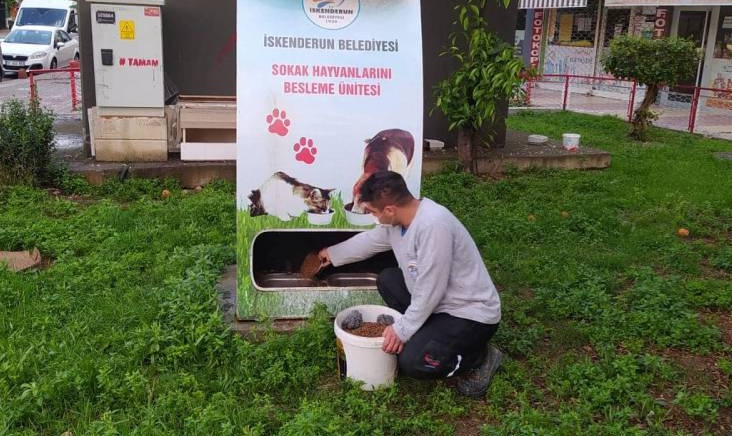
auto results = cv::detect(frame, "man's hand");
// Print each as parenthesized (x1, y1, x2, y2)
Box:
(381, 325, 404, 354)
(317, 248, 332, 268)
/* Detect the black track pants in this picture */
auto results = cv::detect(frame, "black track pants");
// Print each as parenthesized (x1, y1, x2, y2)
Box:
(377, 267, 499, 379)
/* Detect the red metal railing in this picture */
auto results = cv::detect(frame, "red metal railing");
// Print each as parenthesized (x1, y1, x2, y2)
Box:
(521, 74, 732, 136)
(28, 66, 81, 112)
(670, 84, 732, 134)
(524, 74, 638, 121)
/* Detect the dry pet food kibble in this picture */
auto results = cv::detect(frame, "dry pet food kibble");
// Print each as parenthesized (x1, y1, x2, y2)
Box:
(345, 322, 386, 337)
(299, 252, 322, 278)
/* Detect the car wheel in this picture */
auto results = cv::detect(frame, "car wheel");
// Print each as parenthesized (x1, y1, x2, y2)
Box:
(50, 58, 57, 70)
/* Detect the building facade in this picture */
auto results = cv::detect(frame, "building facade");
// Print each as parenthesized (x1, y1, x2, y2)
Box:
(520, 0, 732, 105)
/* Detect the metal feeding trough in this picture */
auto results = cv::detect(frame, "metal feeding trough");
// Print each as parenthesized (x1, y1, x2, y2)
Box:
(254, 272, 378, 290)
(239, 229, 398, 318)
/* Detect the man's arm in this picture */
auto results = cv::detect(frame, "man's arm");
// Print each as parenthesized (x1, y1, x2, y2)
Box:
(323, 226, 391, 267)
(392, 224, 453, 342)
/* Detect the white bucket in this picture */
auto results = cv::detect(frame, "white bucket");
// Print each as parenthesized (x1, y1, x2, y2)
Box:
(334, 304, 402, 390)
(562, 133, 581, 151)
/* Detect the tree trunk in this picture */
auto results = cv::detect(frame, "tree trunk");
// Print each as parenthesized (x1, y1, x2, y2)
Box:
(630, 84, 660, 141)
(638, 84, 659, 114)
(457, 127, 477, 173)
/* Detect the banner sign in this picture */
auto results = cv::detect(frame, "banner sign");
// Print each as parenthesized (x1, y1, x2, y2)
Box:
(237, 0, 423, 318)
(530, 10, 544, 68)
(653, 8, 668, 39)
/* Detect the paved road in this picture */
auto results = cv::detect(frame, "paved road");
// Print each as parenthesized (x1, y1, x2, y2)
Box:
(1, 26, 83, 151)
(0, 67, 83, 150)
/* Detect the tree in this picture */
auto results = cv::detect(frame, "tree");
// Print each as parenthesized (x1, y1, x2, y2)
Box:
(432, 0, 524, 173)
(602, 36, 700, 141)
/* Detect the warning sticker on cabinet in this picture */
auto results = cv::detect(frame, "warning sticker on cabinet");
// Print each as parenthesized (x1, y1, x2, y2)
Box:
(144, 7, 160, 17)
(119, 20, 135, 40)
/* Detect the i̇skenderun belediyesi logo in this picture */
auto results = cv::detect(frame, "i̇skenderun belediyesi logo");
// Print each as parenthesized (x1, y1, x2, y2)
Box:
(304, 0, 360, 30)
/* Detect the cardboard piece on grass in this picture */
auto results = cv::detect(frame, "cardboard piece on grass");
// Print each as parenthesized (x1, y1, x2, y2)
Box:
(0, 248, 42, 271)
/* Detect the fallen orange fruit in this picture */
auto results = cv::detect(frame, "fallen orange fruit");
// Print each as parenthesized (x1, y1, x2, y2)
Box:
(677, 228, 689, 237)
(161, 189, 171, 199)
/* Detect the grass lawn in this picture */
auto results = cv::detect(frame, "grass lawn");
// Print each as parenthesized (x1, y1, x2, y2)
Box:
(1, 111, 731, 435)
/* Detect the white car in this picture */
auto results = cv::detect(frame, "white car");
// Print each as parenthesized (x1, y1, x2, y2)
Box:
(1, 25, 79, 76)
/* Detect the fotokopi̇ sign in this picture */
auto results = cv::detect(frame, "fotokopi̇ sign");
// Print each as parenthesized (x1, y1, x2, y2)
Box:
(237, 0, 423, 319)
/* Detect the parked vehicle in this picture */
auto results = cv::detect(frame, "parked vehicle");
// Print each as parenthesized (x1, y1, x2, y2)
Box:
(13, 0, 78, 39)
(1, 25, 79, 76)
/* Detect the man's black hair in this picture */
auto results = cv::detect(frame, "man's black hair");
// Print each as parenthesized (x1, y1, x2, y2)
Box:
(359, 171, 414, 209)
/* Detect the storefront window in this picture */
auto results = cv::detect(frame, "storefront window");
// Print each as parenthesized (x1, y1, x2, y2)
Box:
(547, 0, 599, 48)
(603, 8, 631, 48)
(713, 7, 732, 60)
(515, 9, 527, 57)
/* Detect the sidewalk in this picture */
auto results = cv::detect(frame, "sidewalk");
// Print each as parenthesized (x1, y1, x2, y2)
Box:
(519, 84, 732, 141)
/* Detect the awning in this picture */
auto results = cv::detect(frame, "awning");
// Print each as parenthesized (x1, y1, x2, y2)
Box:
(519, 0, 588, 9)
(605, 0, 732, 5)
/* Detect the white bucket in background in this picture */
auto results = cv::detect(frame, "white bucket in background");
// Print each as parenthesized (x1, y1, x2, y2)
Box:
(334, 304, 402, 390)
(562, 133, 581, 151)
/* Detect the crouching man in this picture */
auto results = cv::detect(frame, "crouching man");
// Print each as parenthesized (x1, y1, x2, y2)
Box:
(319, 171, 503, 397)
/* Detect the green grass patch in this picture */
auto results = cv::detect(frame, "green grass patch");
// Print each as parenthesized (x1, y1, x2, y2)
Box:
(1, 111, 731, 434)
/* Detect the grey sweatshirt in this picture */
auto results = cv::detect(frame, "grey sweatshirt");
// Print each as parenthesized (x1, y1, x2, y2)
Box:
(328, 198, 501, 342)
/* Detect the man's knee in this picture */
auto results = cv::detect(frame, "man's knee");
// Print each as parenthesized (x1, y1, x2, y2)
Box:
(377, 267, 403, 292)
(398, 342, 455, 380)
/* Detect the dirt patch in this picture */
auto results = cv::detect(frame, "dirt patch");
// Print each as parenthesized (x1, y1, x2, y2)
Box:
(699, 258, 731, 281)
(345, 322, 386, 337)
(530, 320, 594, 360)
(46, 188, 96, 206)
(700, 310, 732, 346)
(660, 403, 732, 436)
(652, 345, 732, 435)
(453, 414, 489, 436)
(660, 350, 729, 393)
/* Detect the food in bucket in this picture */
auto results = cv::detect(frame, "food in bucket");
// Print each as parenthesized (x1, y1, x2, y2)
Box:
(341, 310, 396, 337)
(299, 252, 323, 278)
(346, 322, 388, 337)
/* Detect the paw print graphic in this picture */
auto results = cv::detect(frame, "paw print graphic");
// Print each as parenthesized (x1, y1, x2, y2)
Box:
(294, 137, 317, 165)
(266, 108, 291, 136)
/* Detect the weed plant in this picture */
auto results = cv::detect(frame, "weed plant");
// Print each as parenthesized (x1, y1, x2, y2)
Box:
(0, 100, 58, 187)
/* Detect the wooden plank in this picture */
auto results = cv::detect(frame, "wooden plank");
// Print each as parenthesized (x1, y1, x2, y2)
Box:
(179, 105, 236, 129)
(178, 95, 236, 103)
(180, 142, 236, 161)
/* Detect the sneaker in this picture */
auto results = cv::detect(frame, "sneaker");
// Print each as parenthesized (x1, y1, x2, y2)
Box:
(456, 345, 504, 398)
